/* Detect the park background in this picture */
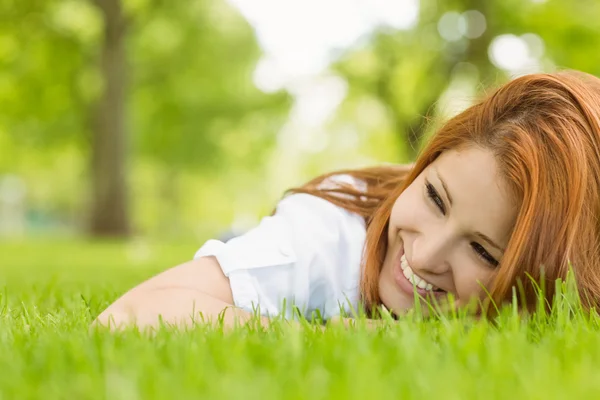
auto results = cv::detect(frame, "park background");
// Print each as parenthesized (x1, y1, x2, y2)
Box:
(1, 0, 599, 248)
(2, 1, 600, 398)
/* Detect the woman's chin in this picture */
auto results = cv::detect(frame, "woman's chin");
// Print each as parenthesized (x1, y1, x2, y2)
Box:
(378, 278, 414, 314)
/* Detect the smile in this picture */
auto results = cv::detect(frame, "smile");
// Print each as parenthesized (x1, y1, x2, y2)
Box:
(400, 254, 438, 292)
(393, 251, 445, 297)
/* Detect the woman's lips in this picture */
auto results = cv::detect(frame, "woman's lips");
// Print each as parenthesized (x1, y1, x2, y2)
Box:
(393, 249, 445, 299)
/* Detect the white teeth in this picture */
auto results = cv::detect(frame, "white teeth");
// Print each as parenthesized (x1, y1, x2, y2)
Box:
(400, 254, 436, 292)
(400, 255, 409, 270)
(413, 275, 422, 287)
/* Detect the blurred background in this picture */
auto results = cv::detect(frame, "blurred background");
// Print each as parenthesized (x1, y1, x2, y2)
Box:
(0, 0, 598, 247)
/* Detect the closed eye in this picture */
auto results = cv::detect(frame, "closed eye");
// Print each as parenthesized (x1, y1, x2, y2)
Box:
(426, 181, 446, 215)
(471, 242, 499, 267)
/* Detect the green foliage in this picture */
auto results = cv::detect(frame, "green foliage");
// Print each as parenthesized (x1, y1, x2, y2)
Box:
(331, 0, 600, 161)
(0, 0, 93, 150)
(0, 0, 290, 167)
(128, 0, 291, 170)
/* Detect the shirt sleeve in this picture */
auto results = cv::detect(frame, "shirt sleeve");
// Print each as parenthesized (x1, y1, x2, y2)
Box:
(193, 191, 366, 320)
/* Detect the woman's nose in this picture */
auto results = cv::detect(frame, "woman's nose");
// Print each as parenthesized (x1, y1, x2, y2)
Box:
(410, 233, 453, 274)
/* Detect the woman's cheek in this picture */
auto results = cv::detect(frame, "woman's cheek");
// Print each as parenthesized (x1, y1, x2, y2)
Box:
(455, 264, 496, 300)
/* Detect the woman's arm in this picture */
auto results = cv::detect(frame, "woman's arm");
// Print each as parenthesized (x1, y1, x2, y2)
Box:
(92, 256, 272, 330)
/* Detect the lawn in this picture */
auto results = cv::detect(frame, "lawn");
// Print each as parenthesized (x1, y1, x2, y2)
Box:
(1, 239, 600, 399)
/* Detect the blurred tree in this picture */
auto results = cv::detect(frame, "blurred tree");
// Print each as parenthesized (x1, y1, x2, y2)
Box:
(90, 0, 129, 236)
(0, 0, 290, 237)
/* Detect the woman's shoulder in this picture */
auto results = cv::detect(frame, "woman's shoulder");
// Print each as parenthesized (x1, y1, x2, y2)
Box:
(316, 173, 368, 194)
(194, 189, 366, 319)
(274, 190, 367, 259)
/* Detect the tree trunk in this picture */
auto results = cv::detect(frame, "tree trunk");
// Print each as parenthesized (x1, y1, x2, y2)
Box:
(89, 0, 130, 237)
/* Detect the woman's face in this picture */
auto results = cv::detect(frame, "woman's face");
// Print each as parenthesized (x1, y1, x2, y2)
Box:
(379, 146, 518, 314)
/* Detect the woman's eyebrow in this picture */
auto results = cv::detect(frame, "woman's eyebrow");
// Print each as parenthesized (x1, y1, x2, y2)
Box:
(435, 169, 453, 206)
(475, 232, 506, 253)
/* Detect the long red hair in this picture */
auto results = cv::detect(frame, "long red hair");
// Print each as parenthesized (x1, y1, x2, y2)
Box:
(289, 70, 600, 314)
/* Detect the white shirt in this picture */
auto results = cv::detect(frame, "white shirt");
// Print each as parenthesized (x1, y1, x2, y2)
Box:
(193, 175, 367, 320)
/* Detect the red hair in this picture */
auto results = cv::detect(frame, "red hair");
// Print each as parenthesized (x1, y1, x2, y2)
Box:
(289, 70, 600, 314)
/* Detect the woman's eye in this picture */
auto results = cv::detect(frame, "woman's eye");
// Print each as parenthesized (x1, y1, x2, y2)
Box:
(426, 182, 446, 215)
(471, 242, 499, 267)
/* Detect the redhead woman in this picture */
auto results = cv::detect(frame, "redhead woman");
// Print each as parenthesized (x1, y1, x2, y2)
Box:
(95, 70, 600, 329)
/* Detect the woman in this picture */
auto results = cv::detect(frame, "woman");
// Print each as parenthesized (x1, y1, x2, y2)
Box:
(95, 70, 600, 329)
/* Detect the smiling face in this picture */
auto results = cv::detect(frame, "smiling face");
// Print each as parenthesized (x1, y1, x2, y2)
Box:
(379, 146, 519, 314)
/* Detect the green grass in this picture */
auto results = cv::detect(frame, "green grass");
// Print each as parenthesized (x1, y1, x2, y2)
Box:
(2, 239, 600, 399)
